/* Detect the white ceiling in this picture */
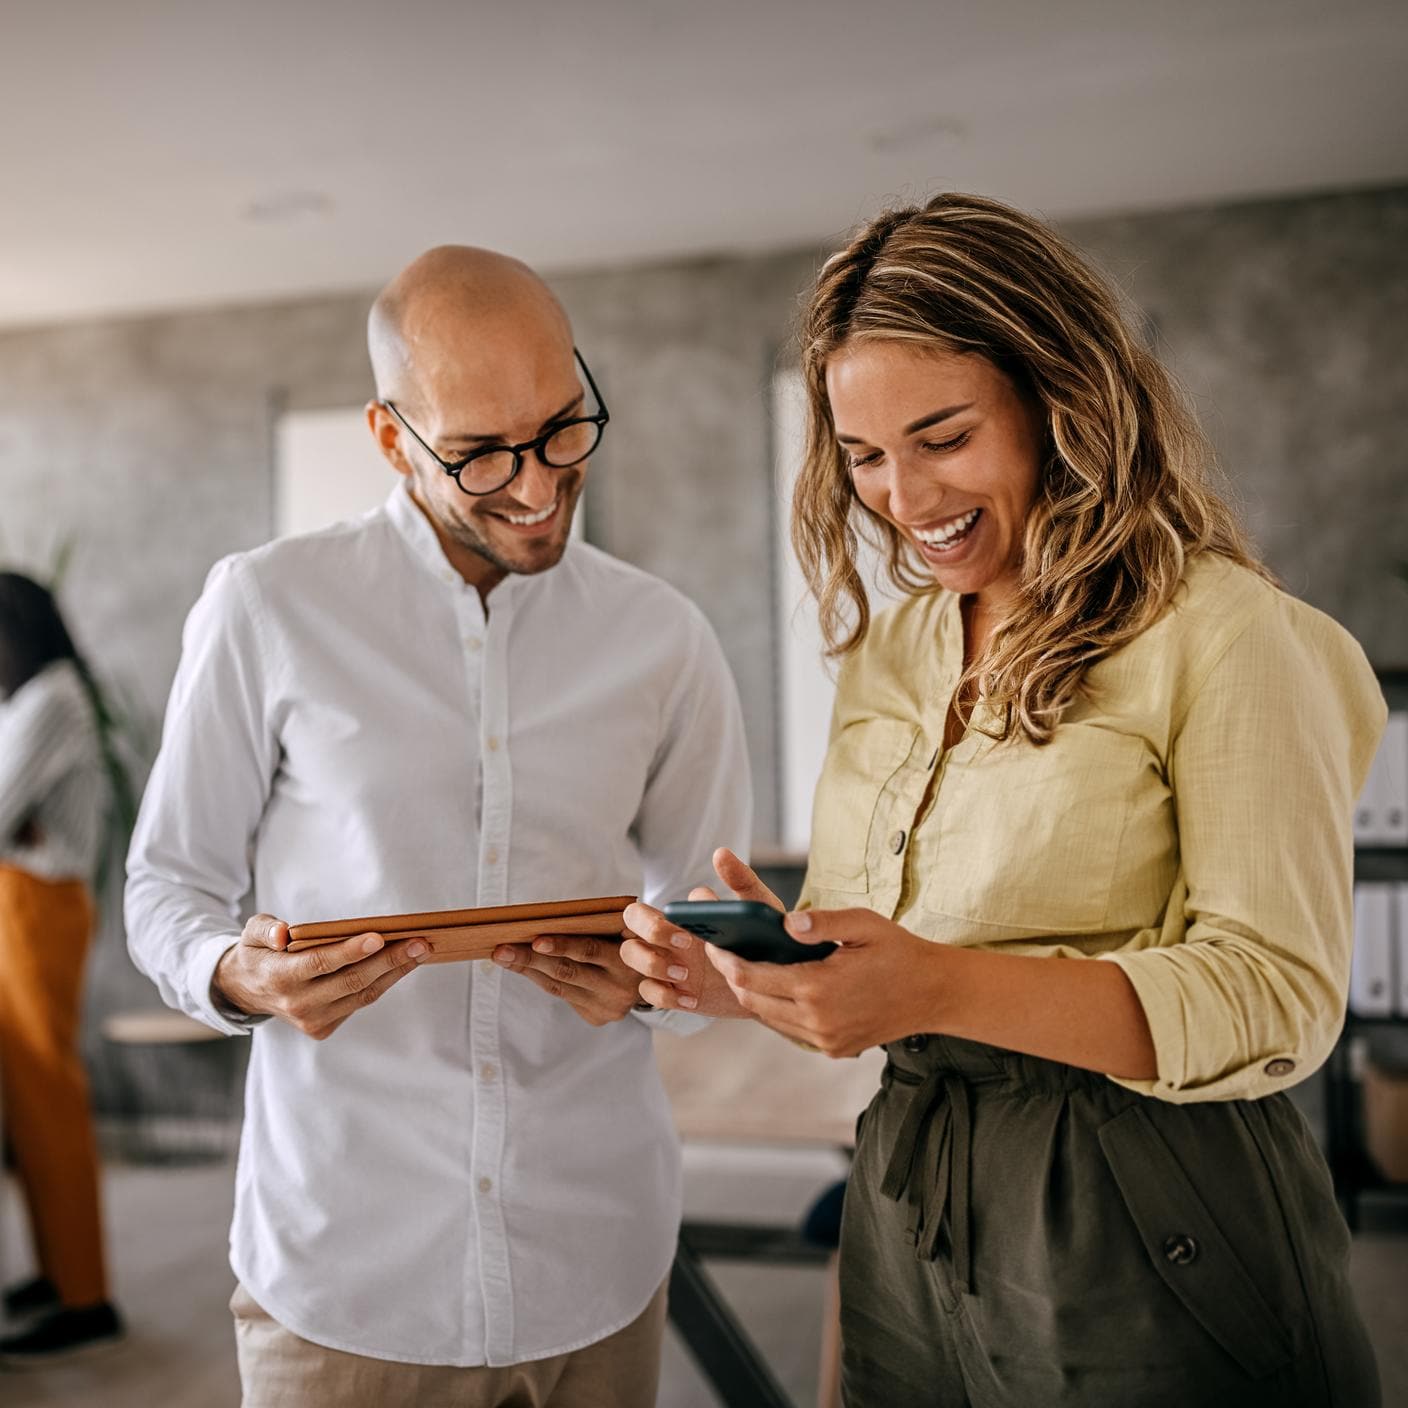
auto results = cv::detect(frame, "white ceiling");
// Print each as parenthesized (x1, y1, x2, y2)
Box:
(2, 0, 1405, 328)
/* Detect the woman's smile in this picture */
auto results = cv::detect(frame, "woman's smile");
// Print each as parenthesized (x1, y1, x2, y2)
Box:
(910, 506, 983, 560)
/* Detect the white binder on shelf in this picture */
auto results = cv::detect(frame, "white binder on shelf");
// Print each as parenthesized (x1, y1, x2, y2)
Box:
(1349, 884, 1394, 1018)
(1379, 712, 1408, 845)
(1355, 727, 1388, 843)
(1397, 885, 1408, 1019)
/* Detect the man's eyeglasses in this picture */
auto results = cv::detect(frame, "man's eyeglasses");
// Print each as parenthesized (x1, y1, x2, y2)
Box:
(384, 349, 609, 497)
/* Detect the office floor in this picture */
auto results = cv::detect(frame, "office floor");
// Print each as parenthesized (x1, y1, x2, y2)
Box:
(1, 1147, 1406, 1408)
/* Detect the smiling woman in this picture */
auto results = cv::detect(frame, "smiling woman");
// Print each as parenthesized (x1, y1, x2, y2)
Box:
(619, 191, 1386, 1407)
(790, 194, 1382, 1405)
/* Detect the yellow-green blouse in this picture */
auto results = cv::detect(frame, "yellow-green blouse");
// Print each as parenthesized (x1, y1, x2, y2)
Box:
(799, 554, 1385, 1103)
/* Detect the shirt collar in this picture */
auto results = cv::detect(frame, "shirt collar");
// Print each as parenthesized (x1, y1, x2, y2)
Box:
(385, 479, 458, 586)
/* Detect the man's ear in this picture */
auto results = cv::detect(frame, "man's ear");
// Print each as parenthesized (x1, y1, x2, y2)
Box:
(366, 401, 413, 479)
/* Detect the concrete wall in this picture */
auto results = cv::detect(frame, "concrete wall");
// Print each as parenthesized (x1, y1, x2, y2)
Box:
(1, 184, 1404, 1116)
(1066, 191, 1408, 659)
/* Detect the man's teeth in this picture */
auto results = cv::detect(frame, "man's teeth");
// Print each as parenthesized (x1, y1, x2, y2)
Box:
(914, 509, 980, 547)
(497, 500, 558, 526)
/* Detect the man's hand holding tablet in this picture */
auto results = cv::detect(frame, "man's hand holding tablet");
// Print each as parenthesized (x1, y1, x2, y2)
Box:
(214, 896, 636, 1039)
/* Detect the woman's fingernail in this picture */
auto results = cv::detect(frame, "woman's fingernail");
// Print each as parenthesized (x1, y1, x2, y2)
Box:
(407, 941, 428, 960)
(491, 948, 511, 964)
(788, 912, 813, 933)
(679, 995, 698, 1009)
(534, 939, 553, 954)
(667, 965, 689, 981)
(671, 931, 691, 949)
(362, 935, 383, 955)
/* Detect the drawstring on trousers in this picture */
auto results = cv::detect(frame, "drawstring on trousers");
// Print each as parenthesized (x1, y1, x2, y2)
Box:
(879, 1062, 973, 1293)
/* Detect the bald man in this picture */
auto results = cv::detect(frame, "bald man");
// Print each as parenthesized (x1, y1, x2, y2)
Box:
(126, 248, 751, 1407)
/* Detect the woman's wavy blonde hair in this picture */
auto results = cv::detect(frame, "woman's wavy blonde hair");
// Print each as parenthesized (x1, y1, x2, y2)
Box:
(793, 192, 1273, 744)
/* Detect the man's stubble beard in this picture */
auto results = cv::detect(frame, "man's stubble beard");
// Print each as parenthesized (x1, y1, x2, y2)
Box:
(440, 470, 584, 579)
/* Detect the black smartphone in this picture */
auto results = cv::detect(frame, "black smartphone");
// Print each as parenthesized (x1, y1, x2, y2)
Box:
(662, 899, 836, 964)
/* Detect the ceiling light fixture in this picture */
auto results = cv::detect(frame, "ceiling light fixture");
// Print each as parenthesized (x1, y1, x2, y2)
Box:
(243, 190, 336, 224)
(867, 115, 968, 154)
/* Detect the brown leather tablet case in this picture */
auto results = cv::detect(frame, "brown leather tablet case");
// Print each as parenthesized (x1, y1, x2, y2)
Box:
(285, 895, 636, 964)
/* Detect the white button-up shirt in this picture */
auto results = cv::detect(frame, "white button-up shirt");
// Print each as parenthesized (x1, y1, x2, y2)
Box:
(125, 483, 751, 1366)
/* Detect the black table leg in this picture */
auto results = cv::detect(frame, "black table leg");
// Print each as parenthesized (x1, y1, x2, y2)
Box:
(1325, 1034, 1360, 1232)
(668, 1233, 796, 1408)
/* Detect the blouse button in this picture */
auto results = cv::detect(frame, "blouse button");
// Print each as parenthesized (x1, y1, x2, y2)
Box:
(1162, 1234, 1198, 1265)
(888, 829, 907, 854)
(1264, 1058, 1296, 1078)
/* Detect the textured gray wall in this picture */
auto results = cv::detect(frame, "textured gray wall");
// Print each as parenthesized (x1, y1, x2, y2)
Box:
(1067, 190, 1408, 662)
(1, 184, 1404, 1115)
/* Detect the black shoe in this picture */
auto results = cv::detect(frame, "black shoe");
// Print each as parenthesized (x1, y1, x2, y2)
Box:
(1, 1276, 59, 1321)
(0, 1303, 124, 1363)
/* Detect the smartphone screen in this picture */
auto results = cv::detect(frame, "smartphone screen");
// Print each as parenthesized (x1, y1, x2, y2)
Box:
(662, 899, 836, 964)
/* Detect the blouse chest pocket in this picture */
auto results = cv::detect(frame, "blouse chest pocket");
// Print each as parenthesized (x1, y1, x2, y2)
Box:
(917, 724, 1148, 934)
(807, 718, 919, 894)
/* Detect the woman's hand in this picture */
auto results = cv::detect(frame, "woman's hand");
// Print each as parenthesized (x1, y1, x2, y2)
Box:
(705, 906, 945, 1057)
(620, 848, 778, 1018)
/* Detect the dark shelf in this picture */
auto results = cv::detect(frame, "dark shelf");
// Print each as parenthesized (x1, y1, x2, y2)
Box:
(1353, 851, 1408, 883)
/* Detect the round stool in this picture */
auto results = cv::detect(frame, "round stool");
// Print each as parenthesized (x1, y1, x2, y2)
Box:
(100, 1010, 243, 1164)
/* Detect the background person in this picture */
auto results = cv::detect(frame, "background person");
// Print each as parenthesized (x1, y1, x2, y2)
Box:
(0, 572, 122, 1361)
(125, 246, 750, 1408)
(622, 193, 1384, 1407)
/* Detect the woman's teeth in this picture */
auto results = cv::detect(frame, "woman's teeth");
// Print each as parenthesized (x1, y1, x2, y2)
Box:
(914, 508, 980, 550)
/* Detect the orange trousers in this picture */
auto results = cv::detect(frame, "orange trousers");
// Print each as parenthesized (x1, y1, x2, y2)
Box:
(0, 864, 108, 1306)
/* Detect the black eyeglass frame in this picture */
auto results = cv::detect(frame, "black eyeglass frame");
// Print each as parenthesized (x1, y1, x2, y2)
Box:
(383, 348, 610, 497)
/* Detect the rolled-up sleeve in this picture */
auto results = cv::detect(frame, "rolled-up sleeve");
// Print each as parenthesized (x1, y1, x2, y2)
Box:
(125, 557, 282, 1036)
(1101, 598, 1386, 1102)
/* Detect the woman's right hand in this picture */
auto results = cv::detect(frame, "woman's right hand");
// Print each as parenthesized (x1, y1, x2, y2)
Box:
(621, 848, 783, 1019)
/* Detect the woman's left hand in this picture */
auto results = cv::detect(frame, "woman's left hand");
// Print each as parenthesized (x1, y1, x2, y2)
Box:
(705, 907, 946, 1057)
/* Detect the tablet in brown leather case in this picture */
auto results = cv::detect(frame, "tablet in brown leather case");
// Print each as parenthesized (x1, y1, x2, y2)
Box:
(285, 895, 636, 964)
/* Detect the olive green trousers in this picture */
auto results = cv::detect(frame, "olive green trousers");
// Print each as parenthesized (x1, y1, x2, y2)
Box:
(838, 1035, 1380, 1407)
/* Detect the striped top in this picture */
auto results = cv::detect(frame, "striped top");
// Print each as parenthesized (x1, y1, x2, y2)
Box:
(0, 658, 105, 883)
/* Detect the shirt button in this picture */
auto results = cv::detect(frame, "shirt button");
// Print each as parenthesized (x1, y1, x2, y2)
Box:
(486, 847, 499, 865)
(902, 1034, 929, 1053)
(888, 829, 907, 854)
(1163, 1234, 1198, 1265)
(480, 1063, 496, 1081)
(487, 736, 501, 752)
(478, 1176, 493, 1195)
(464, 636, 482, 651)
(1264, 1058, 1296, 1078)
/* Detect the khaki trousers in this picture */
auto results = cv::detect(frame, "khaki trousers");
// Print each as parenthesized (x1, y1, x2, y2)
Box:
(231, 1280, 669, 1408)
(0, 864, 108, 1307)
